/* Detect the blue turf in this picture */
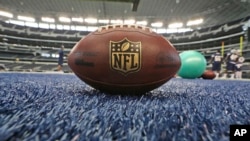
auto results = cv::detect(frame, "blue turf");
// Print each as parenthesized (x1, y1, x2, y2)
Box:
(0, 73, 249, 141)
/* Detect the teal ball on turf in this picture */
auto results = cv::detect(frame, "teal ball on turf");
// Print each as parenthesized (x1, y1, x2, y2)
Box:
(177, 50, 207, 79)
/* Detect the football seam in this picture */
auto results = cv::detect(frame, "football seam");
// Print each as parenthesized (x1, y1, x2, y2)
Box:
(92, 29, 159, 38)
(97, 24, 153, 33)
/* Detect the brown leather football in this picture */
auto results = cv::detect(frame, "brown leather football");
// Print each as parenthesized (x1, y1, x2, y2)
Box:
(68, 24, 181, 94)
(201, 70, 216, 80)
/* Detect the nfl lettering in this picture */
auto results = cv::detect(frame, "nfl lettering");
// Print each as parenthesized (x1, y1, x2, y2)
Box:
(109, 38, 141, 75)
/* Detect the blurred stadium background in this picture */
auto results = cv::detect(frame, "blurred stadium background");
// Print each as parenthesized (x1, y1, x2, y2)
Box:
(0, 0, 250, 77)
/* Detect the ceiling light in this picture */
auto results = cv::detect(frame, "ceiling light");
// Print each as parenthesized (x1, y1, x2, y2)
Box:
(156, 28, 167, 34)
(75, 26, 87, 31)
(110, 19, 123, 24)
(49, 24, 56, 29)
(178, 28, 193, 32)
(9, 20, 25, 26)
(98, 19, 109, 24)
(63, 25, 70, 30)
(136, 21, 148, 26)
(39, 23, 49, 29)
(17, 15, 35, 22)
(166, 28, 178, 33)
(186, 18, 203, 26)
(151, 22, 163, 27)
(59, 17, 71, 23)
(124, 19, 135, 24)
(72, 17, 83, 23)
(71, 25, 76, 30)
(168, 22, 183, 28)
(87, 26, 98, 31)
(85, 18, 97, 24)
(166, 28, 193, 33)
(41, 17, 55, 23)
(25, 22, 38, 28)
(0, 10, 13, 18)
(56, 24, 64, 30)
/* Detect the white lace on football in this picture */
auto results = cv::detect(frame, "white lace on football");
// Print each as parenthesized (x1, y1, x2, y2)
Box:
(97, 24, 152, 33)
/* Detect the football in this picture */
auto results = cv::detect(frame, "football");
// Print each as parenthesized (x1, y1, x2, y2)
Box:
(201, 70, 216, 80)
(68, 24, 181, 94)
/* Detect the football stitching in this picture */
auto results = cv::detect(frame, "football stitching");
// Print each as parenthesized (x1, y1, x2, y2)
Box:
(97, 24, 152, 33)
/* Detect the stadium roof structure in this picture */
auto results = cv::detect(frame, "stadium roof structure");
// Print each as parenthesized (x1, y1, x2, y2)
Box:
(0, 0, 249, 29)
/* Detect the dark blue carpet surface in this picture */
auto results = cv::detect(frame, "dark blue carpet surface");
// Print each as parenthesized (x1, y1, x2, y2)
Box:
(0, 73, 249, 141)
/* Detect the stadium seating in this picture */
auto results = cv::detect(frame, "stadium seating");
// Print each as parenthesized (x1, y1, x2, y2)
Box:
(0, 17, 249, 76)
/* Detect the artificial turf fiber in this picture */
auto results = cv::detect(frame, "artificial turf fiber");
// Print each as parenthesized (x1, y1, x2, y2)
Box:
(0, 73, 249, 141)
